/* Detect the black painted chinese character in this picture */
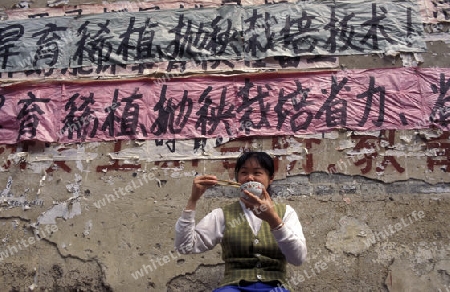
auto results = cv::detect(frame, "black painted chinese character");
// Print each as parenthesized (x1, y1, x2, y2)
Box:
(193, 138, 207, 154)
(275, 80, 313, 131)
(166, 13, 239, 60)
(117, 17, 159, 62)
(244, 9, 277, 57)
(324, 7, 362, 53)
(61, 92, 99, 140)
(155, 139, 175, 153)
(150, 85, 193, 135)
(203, 16, 240, 57)
(0, 24, 24, 70)
(17, 91, 50, 139)
(360, 4, 396, 50)
(99, 88, 148, 138)
(357, 76, 386, 127)
(32, 23, 68, 67)
(118, 88, 147, 136)
(236, 79, 272, 134)
(73, 20, 114, 74)
(315, 75, 350, 127)
(280, 10, 319, 54)
(195, 86, 235, 136)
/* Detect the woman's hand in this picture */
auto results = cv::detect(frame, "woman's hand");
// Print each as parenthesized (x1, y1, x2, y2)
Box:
(240, 187, 283, 229)
(186, 175, 218, 210)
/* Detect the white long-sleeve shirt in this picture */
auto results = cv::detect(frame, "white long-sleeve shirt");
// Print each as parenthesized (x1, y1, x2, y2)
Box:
(175, 201, 307, 266)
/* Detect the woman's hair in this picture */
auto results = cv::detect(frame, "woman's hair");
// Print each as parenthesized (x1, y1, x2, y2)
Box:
(234, 151, 275, 181)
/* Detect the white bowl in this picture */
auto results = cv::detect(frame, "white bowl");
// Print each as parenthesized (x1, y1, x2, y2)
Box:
(240, 181, 264, 199)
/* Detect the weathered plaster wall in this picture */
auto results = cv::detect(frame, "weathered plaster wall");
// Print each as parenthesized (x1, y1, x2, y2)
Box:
(1, 138, 449, 291)
(0, 0, 449, 292)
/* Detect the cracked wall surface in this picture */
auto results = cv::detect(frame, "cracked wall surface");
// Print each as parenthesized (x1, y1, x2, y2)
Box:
(1, 145, 449, 291)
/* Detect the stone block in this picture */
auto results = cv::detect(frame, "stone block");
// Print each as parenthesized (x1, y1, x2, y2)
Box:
(385, 181, 410, 194)
(314, 184, 337, 196)
(360, 183, 386, 196)
(339, 184, 359, 195)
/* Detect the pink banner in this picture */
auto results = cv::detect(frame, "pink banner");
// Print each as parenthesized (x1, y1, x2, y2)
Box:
(0, 67, 448, 144)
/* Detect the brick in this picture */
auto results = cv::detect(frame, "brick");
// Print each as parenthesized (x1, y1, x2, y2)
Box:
(339, 184, 359, 195)
(270, 184, 313, 197)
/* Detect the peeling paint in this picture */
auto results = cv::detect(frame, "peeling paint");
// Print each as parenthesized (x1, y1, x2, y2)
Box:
(7, 152, 27, 165)
(36, 174, 84, 224)
(1, 176, 13, 197)
(2, 145, 99, 173)
(400, 52, 424, 67)
(83, 220, 93, 237)
(337, 140, 355, 150)
(37, 201, 82, 224)
(418, 129, 444, 140)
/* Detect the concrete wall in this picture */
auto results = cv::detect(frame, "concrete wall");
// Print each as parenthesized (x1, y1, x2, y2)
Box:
(1, 0, 450, 291)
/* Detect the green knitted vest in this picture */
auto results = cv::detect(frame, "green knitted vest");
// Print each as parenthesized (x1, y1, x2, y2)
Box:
(220, 201, 288, 288)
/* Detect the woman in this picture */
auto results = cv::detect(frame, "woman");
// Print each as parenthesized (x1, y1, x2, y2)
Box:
(175, 152, 307, 292)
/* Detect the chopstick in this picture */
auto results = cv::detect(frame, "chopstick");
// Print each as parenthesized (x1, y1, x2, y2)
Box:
(216, 179, 241, 187)
(216, 182, 240, 188)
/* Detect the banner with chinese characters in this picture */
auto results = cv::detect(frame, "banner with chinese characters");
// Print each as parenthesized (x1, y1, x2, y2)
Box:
(0, 67, 449, 144)
(0, 56, 339, 82)
(0, 1, 426, 73)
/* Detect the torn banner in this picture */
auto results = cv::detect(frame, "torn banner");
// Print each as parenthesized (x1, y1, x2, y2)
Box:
(0, 67, 449, 144)
(0, 1, 426, 73)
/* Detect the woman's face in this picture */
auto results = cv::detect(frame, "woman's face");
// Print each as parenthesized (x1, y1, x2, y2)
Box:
(236, 157, 274, 189)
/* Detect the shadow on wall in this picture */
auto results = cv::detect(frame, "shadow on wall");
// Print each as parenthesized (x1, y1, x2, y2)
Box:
(167, 264, 225, 292)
